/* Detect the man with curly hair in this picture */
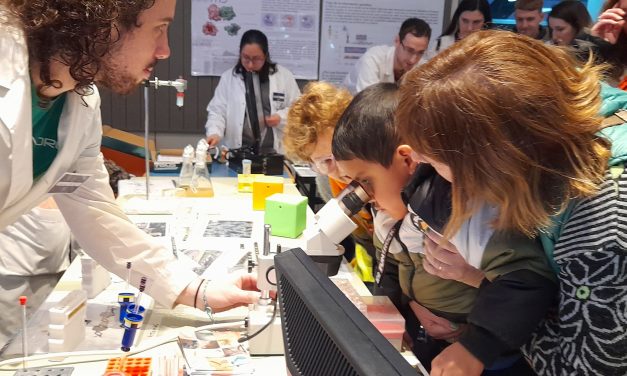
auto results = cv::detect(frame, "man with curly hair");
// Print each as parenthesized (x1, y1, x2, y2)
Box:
(0, 0, 260, 328)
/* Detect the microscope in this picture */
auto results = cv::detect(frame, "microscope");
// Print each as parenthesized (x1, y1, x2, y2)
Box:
(246, 181, 371, 355)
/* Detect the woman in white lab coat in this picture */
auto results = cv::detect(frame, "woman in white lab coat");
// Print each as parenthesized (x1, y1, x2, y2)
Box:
(205, 30, 301, 154)
(1, 1, 260, 316)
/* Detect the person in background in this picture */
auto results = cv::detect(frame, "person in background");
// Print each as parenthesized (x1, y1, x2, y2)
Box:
(342, 18, 431, 94)
(205, 30, 300, 155)
(433, 0, 492, 54)
(548, 0, 623, 85)
(591, 0, 627, 88)
(397, 29, 627, 376)
(547, 0, 592, 46)
(514, 0, 549, 40)
(1, 0, 260, 317)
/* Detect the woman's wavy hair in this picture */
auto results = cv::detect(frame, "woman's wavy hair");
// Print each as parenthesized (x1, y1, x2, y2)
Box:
(6, 0, 155, 96)
(397, 30, 610, 238)
(284, 81, 352, 162)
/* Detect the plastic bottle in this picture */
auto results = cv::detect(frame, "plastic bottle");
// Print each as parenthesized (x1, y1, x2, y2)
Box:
(189, 139, 214, 197)
(178, 144, 194, 188)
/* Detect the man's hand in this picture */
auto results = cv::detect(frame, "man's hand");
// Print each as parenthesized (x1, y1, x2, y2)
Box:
(430, 342, 484, 376)
(422, 231, 485, 288)
(202, 273, 261, 312)
(264, 114, 281, 127)
(591, 7, 626, 44)
(409, 301, 465, 341)
(206, 134, 221, 147)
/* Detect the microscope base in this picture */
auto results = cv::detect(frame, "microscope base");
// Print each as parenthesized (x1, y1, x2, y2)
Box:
(247, 307, 284, 356)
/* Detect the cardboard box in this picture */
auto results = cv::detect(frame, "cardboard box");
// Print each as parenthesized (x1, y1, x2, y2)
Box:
(101, 126, 156, 176)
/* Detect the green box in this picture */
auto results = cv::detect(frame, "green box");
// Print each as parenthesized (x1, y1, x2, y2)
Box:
(264, 194, 308, 238)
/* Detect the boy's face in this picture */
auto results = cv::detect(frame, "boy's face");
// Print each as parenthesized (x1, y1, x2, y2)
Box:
(336, 146, 416, 220)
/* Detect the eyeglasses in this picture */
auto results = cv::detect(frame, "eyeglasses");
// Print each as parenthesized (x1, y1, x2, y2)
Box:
(309, 154, 336, 175)
(400, 40, 425, 59)
(241, 54, 266, 64)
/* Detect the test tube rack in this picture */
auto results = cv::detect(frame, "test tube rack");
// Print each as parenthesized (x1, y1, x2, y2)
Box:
(48, 290, 87, 353)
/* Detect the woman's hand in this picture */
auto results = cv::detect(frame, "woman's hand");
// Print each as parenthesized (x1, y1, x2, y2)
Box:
(264, 114, 281, 127)
(430, 342, 484, 376)
(206, 134, 221, 147)
(591, 7, 626, 44)
(422, 231, 485, 288)
(409, 301, 465, 341)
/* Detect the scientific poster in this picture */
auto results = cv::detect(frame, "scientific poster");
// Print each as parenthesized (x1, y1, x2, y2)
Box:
(191, 0, 321, 79)
(319, 0, 445, 84)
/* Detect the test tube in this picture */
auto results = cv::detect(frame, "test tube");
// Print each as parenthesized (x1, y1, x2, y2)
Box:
(134, 277, 147, 314)
(125, 262, 132, 290)
(19, 296, 27, 370)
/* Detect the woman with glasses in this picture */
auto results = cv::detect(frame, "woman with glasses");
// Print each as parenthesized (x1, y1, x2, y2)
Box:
(433, 0, 492, 55)
(205, 29, 300, 154)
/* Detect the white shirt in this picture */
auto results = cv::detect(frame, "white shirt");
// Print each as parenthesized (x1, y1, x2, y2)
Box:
(342, 45, 397, 95)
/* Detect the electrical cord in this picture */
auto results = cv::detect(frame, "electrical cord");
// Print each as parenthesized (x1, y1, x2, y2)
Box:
(237, 299, 278, 343)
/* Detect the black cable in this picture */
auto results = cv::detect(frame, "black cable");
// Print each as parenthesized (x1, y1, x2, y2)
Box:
(237, 298, 278, 343)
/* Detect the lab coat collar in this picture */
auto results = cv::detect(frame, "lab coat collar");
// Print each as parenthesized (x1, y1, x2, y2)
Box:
(0, 17, 30, 131)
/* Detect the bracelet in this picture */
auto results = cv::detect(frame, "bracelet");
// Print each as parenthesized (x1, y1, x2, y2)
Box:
(194, 278, 205, 309)
(201, 279, 215, 324)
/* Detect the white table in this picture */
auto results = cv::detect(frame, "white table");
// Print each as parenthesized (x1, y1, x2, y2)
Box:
(0, 176, 373, 375)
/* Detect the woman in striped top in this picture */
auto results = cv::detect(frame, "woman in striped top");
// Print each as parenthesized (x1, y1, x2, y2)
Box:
(396, 30, 627, 376)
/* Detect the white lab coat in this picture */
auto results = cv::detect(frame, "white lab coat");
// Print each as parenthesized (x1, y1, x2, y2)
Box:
(204, 65, 301, 154)
(0, 200, 70, 346)
(342, 45, 396, 95)
(0, 18, 195, 308)
(0, 203, 70, 276)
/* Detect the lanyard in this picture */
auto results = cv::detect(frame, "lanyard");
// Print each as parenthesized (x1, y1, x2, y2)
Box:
(375, 220, 402, 286)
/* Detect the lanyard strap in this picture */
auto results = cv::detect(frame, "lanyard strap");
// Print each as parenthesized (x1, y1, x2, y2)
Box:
(375, 220, 402, 286)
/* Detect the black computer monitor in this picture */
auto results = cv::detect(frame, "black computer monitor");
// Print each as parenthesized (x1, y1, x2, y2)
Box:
(274, 248, 418, 376)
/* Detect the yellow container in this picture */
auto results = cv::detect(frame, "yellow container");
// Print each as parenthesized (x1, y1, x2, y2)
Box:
(237, 173, 264, 193)
(252, 176, 284, 210)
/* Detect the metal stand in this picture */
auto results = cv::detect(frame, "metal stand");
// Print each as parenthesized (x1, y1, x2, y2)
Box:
(142, 77, 187, 200)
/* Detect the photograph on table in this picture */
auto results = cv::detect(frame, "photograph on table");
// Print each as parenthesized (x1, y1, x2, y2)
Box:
(203, 220, 253, 238)
(134, 222, 168, 237)
(180, 249, 223, 275)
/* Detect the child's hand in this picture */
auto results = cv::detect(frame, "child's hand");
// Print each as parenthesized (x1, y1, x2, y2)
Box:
(430, 342, 484, 376)
(422, 232, 485, 288)
(409, 301, 465, 341)
(591, 7, 626, 44)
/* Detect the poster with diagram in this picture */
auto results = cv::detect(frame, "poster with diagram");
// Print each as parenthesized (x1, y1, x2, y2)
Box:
(191, 0, 321, 79)
(319, 0, 445, 84)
